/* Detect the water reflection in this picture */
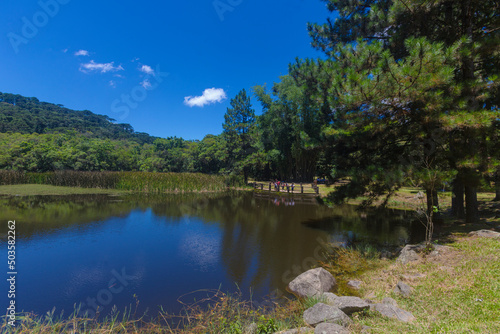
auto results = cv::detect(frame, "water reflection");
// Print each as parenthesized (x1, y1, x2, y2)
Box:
(0, 192, 423, 318)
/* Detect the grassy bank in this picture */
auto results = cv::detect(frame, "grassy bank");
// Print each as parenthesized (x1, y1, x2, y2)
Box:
(3, 233, 498, 333)
(348, 235, 500, 333)
(0, 171, 236, 193)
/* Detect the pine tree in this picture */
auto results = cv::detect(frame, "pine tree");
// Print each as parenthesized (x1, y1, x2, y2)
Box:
(223, 89, 256, 184)
(307, 0, 499, 222)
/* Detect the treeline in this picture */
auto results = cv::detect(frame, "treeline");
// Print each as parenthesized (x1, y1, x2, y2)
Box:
(0, 132, 221, 174)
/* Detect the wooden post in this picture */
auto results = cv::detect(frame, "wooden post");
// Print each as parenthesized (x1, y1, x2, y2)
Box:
(269, 183, 271, 192)
(261, 183, 264, 190)
(301, 183, 303, 194)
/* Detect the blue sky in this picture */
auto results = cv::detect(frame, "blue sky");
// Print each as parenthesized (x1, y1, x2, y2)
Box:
(1, 0, 331, 140)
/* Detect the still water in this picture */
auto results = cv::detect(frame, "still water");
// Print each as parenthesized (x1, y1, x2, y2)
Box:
(0, 192, 423, 318)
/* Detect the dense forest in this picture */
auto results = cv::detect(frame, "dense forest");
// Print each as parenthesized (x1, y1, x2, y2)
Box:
(1, 0, 499, 224)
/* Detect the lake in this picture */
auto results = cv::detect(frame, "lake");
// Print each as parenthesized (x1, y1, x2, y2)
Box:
(0, 191, 423, 319)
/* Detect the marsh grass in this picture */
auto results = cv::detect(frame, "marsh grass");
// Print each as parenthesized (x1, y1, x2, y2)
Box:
(0, 171, 231, 193)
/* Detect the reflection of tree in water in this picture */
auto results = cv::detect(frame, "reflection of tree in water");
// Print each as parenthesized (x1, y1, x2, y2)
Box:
(0, 192, 425, 298)
(0, 195, 135, 241)
(149, 193, 421, 296)
(152, 194, 425, 295)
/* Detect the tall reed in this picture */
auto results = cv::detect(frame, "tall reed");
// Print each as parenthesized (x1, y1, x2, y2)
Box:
(0, 170, 231, 193)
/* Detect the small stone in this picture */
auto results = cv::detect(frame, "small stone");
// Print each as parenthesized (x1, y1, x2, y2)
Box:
(468, 230, 500, 239)
(347, 280, 362, 290)
(314, 323, 350, 334)
(402, 273, 426, 280)
(243, 322, 258, 334)
(397, 245, 422, 264)
(303, 303, 352, 327)
(327, 296, 370, 315)
(370, 303, 415, 322)
(382, 297, 398, 306)
(288, 268, 337, 298)
(393, 281, 412, 297)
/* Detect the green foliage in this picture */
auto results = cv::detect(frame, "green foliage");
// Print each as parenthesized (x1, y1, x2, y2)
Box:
(223, 89, 257, 183)
(302, 295, 328, 310)
(256, 316, 278, 334)
(300, 0, 499, 220)
(254, 74, 323, 182)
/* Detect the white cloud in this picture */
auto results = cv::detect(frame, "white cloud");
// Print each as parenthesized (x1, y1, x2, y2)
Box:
(140, 79, 152, 89)
(139, 64, 154, 75)
(79, 60, 124, 74)
(74, 49, 89, 56)
(109, 80, 116, 88)
(184, 88, 227, 107)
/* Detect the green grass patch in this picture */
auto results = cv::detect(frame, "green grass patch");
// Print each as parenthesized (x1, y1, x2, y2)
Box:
(349, 236, 500, 333)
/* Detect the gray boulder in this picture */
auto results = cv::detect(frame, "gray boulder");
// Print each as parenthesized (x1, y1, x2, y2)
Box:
(321, 292, 338, 304)
(469, 230, 500, 239)
(303, 303, 352, 327)
(288, 268, 337, 298)
(393, 281, 412, 297)
(314, 323, 350, 334)
(396, 245, 423, 264)
(326, 296, 370, 315)
(370, 303, 415, 322)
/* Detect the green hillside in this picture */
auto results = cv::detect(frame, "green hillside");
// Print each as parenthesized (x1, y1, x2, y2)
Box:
(0, 92, 156, 144)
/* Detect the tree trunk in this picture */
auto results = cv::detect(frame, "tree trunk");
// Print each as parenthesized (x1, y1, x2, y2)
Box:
(465, 185, 479, 223)
(243, 168, 248, 185)
(426, 188, 439, 215)
(494, 171, 500, 201)
(452, 178, 465, 218)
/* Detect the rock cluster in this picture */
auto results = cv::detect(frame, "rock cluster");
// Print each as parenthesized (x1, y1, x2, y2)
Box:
(278, 268, 415, 334)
